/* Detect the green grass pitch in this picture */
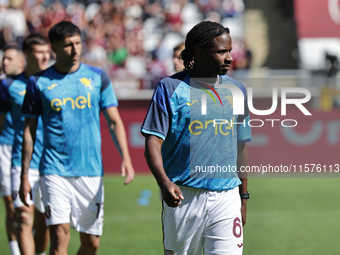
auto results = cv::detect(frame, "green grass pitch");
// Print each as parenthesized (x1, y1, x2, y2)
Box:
(0, 175, 339, 254)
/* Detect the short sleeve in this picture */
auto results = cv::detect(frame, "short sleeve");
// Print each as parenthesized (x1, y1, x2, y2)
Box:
(140, 82, 171, 141)
(237, 115, 251, 143)
(21, 76, 42, 117)
(237, 86, 251, 143)
(100, 71, 118, 110)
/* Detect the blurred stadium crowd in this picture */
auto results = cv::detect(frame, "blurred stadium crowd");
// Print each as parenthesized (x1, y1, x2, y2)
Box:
(0, 0, 251, 88)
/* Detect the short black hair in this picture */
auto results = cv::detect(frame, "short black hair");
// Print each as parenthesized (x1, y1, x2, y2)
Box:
(173, 42, 185, 53)
(3, 43, 22, 53)
(48, 21, 81, 44)
(181, 21, 230, 70)
(23, 33, 49, 53)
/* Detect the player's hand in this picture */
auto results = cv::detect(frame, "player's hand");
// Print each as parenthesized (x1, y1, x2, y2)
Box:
(159, 180, 184, 207)
(19, 174, 32, 207)
(121, 159, 135, 185)
(241, 199, 247, 226)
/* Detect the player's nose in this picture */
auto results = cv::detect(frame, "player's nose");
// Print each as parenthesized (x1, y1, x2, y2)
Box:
(226, 52, 233, 63)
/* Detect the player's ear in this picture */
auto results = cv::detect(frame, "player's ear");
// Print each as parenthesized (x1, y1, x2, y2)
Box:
(194, 47, 204, 62)
(50, 43, 57, 54)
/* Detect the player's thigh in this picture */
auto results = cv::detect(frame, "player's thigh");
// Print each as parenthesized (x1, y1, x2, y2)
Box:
(163, 186, 207, 255)
(69, 176, 104, 236)
(49, 223, 71, 249)
(79, 232, 100, 249)
(203, 187, 243, 255)
(40, 175, 72, 226)
(15, 203, 35, 227)
(3, 194, 14, 213)
(0, 144, 12, 197)
(11, 166, 40, 209)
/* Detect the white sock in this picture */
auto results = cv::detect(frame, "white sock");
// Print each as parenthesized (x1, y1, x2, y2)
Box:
(9, 240, 20, 255)
(35, 253, 46, 255)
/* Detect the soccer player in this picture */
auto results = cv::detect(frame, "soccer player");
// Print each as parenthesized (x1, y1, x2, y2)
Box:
(0, 44, 25, 255)
(2, 45, 25, 78)
(173, 42, 185, 73)
(141, 21, 251, 255)
(0, 34, 51, 255)
(19, 21, 135, 255)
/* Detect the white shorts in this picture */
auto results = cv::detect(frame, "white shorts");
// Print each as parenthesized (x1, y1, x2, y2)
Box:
(0, 144, 12, 197)
(162, 186, 243, 255)
(40, 175, 104, 236)
(11, 166, 44, 213)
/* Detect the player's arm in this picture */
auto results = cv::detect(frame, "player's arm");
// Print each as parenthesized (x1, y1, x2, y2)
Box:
(237, 142, 249, 226)
(144, 134, 184, 207)
(19, 117, 38, 207)
(103, 106, 134, 185)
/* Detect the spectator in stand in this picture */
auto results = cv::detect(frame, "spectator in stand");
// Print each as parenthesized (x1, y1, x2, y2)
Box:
(230, 39, 252, 70)
(82, 36, 107, 68)
(147, 51, 168, 89)
(0, 0, 248, 90)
